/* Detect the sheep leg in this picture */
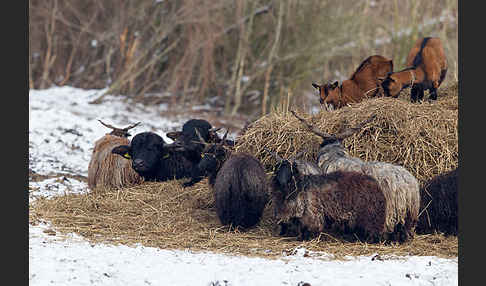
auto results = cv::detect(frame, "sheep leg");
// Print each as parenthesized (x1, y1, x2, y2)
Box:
(299, 225, 311, 241)
(279, 222, 289, 236)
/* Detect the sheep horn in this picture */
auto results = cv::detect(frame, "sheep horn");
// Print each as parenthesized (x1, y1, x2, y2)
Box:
(219, 129, 229, 146)
(289, 151, 306, 162)
(98, 120, 141, 138)
(334, 114, 376, 140)
(290, 110, 334, 140)
(122, 121, 141, 131)
(263, 147, 284, 163)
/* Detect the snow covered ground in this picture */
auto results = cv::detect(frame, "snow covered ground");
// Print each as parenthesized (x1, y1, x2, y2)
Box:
(29, 86, 458, 286)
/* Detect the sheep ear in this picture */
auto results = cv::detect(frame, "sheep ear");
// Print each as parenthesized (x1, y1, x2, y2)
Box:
(311, 83, 320, 90)
(112, 145, 131, 159)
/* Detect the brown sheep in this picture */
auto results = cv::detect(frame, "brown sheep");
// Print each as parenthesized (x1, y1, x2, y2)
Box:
(379, 37, 448, 102)
(312, 55, 393, 110)
(416, 168, 458, 236)
(268, 156, 388, 243)
(87, 121, 143, 190)
(292, 111, 421, 242)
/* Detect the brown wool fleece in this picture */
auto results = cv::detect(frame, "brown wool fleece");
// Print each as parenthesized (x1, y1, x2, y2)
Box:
(88, 135, 143, 190)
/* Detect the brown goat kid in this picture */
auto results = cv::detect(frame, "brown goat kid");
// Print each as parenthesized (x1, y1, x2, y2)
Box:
(87, 121, 143, 190)
(380, 37, 447, 102)
(312, 55, 393, 110)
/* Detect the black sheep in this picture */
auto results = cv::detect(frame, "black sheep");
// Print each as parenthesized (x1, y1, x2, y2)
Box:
(184, 135, 269, 229)
(111, 131, 196, 182)
(416, 168, 458, 236)
(270, 157, 387, 242)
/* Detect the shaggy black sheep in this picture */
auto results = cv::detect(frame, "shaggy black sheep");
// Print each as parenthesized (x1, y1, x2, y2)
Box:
(416, 168, 458, 236)
(269, 156, 387, 242)
(185, 133, 269, 229)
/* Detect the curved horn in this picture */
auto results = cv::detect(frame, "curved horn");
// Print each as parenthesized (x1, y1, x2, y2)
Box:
(290, 110, 334, 140)
(98, 119, 117, 130)
(122, 122, 141, 131)
(334, 114, 376, 140)
(194, 128, 210, 145)
(263, 147, 284, 163)
(98, 120, 140, 137)
(209, 127, 222, 133)
(289, 151, 306, 162)
(219, 129, 229, 146)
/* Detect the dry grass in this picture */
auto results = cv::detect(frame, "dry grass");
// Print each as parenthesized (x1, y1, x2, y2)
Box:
(235, 82, 458, 186)
(30, 82, 458, 260)
(30, 179, 457, 260)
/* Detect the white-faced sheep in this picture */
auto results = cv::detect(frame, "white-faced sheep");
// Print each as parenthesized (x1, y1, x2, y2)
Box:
(184, 130, 269, 229)
(87, 120, 143, 190)
(267, 153, 387, 242)
(292, 111, 421, 242)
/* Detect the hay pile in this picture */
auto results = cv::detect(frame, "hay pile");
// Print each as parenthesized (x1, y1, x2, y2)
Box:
(235, 83, 458, 186)
(29, 82, 458, 259)
(30, 180, 458, 259)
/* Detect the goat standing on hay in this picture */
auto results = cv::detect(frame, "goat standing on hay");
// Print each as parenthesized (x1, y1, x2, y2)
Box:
(184, 130, 269, 229)
(379, 37, 447, 102)
(266, 150, 387, 242)
(111, 131, 197, 182)
(417, 168, 458, 236)
(87, 120, 143, 190)
(312, 55, 393, 111)
(292, 111, 420, 242)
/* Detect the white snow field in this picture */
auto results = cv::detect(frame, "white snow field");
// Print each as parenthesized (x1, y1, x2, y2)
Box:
(29, 86, 458, 286)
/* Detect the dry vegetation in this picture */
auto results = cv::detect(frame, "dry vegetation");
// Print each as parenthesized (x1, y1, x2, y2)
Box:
(30, 179, 457, 260)
(30, 83, 458, 260)
(29, 0, 458, 260)
(29, 0, 457, 117)
(236, 82, 458, 186)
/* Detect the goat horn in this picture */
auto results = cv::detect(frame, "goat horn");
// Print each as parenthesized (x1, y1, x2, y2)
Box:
(290, 110, 334, 139)
(209, 127, 222, 132)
